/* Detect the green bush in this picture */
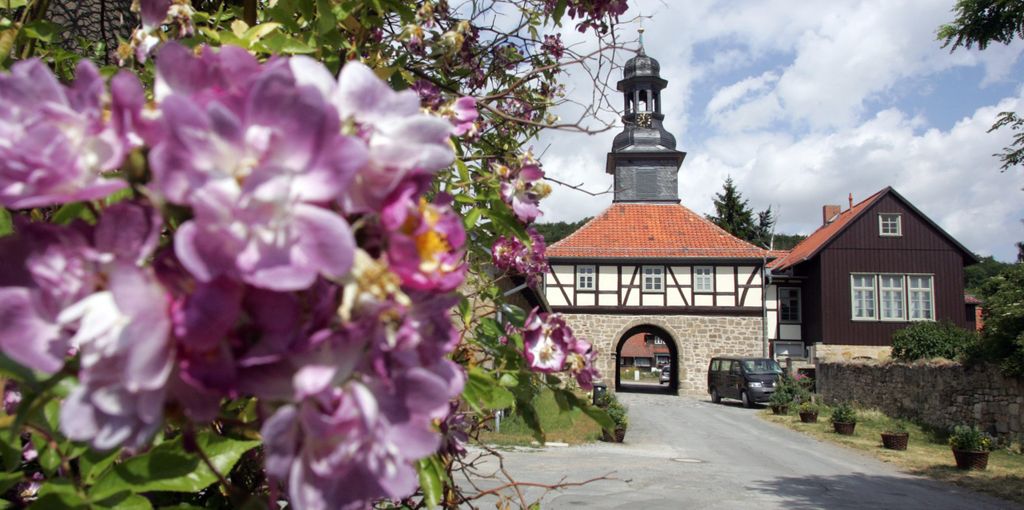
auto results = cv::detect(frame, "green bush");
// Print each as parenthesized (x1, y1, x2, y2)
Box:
(971, 263, 1024, 376)
(885, 419, 909, 434)
(948, 425, 992, 452)
(831, 403, 857, 424)
(596, 392, 628, 429)
(891, 320, 978, 361)
(798, 401, 820, 413)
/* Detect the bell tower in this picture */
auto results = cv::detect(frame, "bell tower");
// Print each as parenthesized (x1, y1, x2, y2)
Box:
(606, 31, 686, 203)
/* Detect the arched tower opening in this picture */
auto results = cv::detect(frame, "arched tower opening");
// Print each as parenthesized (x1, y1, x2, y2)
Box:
(614, 324, 679, 395)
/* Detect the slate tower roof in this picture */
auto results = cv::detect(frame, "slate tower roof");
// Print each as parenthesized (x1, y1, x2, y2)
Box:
(606, 37, 686, 203)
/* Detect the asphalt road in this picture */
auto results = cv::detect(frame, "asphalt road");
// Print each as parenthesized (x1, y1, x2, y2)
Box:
(460, 393, 1017, 509)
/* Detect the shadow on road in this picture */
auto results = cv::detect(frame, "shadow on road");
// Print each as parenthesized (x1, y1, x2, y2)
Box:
(616, 383, 675, 395)
(748, 472, 1012, 510)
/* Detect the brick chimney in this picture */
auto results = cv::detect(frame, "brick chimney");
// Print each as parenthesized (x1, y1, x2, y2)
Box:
(822, 204, 841, 225)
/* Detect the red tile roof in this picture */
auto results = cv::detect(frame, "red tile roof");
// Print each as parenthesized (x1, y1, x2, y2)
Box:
(768, 189, 887, 271)
(964, 293, 982, 305)
(547, 203, 768, 259)
(620, 333, 671, 357)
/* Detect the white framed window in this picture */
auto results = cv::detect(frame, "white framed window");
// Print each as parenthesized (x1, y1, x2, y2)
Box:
(694, 266, 714, 292)
(879, 275, 905, 321)
(779, 287, 801, 323)
(654, 338, 665, 345)
(879, 214, 902, 237)
(851, 274, 877, 320)
(908, 275, 934, 320)
(643, 266, 663, 292)
(635, 357, 652, 367)
(576, 265, 595, 290)
(773, 341, 806, 360)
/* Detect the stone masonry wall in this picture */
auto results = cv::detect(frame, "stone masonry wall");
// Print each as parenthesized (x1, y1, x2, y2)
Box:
(562, 314, 763, 394)
(818, 361, 1024, 440)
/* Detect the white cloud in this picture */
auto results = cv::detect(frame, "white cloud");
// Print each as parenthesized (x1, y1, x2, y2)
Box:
(706, 71, 779, 116)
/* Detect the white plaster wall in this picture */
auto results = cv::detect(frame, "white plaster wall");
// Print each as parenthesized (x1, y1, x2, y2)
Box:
(715, 266, 735, 292)
(642, 293, 664, 306)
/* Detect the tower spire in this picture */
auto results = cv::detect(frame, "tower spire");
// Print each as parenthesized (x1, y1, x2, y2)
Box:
(606, 44, 686, 203)
(638, 26, 645, 55)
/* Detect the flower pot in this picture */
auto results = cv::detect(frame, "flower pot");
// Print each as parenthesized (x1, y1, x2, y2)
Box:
(833, 422, 856, 435)
(799, 411, 818, 423)
(952, 449, 989, 470)
(601, 427, 627, 443)
(614, 427, 626, 443)
(881, 432, 909, 450)
(771, 405, 789, 415)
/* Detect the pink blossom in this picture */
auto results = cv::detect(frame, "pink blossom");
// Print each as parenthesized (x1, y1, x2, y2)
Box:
(0, 60, 131, 209)
(497, 157, 551, 224)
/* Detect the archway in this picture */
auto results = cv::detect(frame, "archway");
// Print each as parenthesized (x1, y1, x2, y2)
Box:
(614, 324, 679, 395)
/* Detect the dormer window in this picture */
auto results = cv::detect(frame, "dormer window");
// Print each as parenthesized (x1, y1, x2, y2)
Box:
(879, 214, 901, 237)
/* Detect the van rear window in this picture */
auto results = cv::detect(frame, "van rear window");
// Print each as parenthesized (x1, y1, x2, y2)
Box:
(710, 360, 720, 371)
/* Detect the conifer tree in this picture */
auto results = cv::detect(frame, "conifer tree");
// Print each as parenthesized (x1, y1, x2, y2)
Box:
(708, 177, 754, 240)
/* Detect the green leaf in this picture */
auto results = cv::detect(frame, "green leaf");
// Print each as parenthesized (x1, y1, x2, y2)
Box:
(0, 471, 22, 495)
(315, 0, 338, 35)
(94, 493, 153, 510)
(0, 208, 11, 237)
(259, 32, 315, 54)
(79, 448, 121, 485)
(90, 432, 259, 500)
(22, 20, 60, 43)
(463, 207, 483, 229)
(500, 304, 527, 327)
(52, 202, 85, 225)
(30, 479, 85, 509)
(551, 0, 568, 23)
(243, 22, 282, 43)
(0, 0, 29, 9)
(416, 457, 443, 509)
(462, 367, 514, 413)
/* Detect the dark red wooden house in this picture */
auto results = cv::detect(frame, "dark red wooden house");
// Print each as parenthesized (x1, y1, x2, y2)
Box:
(767, 187, 977, 359)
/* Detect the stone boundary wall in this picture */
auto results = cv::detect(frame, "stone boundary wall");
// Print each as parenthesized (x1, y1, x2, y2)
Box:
(817, 361, 1024, 440)
(562, 314, 763, 394)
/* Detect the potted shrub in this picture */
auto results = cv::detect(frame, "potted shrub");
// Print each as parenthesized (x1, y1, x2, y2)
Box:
(768, 378, 795, 414)
(831, 403, 857, 435)
(600, 394, 629, 443)
(881, 420, 910, 450)
(798, 401, 820, 423)
(948, 425, 992, 470)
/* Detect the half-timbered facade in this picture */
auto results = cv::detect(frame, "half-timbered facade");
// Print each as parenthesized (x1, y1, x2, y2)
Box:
(542, 47, 767, 395)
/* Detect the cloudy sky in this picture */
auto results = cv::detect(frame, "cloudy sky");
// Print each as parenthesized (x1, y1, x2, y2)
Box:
(534, 0, 1024, 261)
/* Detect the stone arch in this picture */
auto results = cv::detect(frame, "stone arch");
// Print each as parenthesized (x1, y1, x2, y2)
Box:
(613, 320, 681, 395)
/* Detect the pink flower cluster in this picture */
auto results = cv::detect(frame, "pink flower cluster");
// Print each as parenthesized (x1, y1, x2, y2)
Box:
(0, 43, 477, 509)
(491, 227, 549, 287)
(519, 308, 598, 390)
(496, 155, 551, 224)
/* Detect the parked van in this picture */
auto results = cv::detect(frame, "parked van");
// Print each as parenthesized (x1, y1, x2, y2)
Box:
(707, 357, 784, 408)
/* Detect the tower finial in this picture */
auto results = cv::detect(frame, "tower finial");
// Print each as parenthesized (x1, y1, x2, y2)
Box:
(638, 26, 645, 55)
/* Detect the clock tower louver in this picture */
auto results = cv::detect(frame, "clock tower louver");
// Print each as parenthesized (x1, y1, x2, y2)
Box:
(606, 39, 686, 203)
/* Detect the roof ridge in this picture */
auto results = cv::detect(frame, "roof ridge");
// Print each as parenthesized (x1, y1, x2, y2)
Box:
(772, 188, 890, 270)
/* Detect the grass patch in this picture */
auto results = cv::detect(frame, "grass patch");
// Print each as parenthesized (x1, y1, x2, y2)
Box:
(476, 389, 603, 446)
(762, 407, 1024, 505)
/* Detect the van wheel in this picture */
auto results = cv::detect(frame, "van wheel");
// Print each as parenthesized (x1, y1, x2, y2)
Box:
(741, 391, 753, 408)
(710, 388, 721, 404)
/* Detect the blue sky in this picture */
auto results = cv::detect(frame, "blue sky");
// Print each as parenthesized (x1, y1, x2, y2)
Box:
(538, 0, 1024, 261)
